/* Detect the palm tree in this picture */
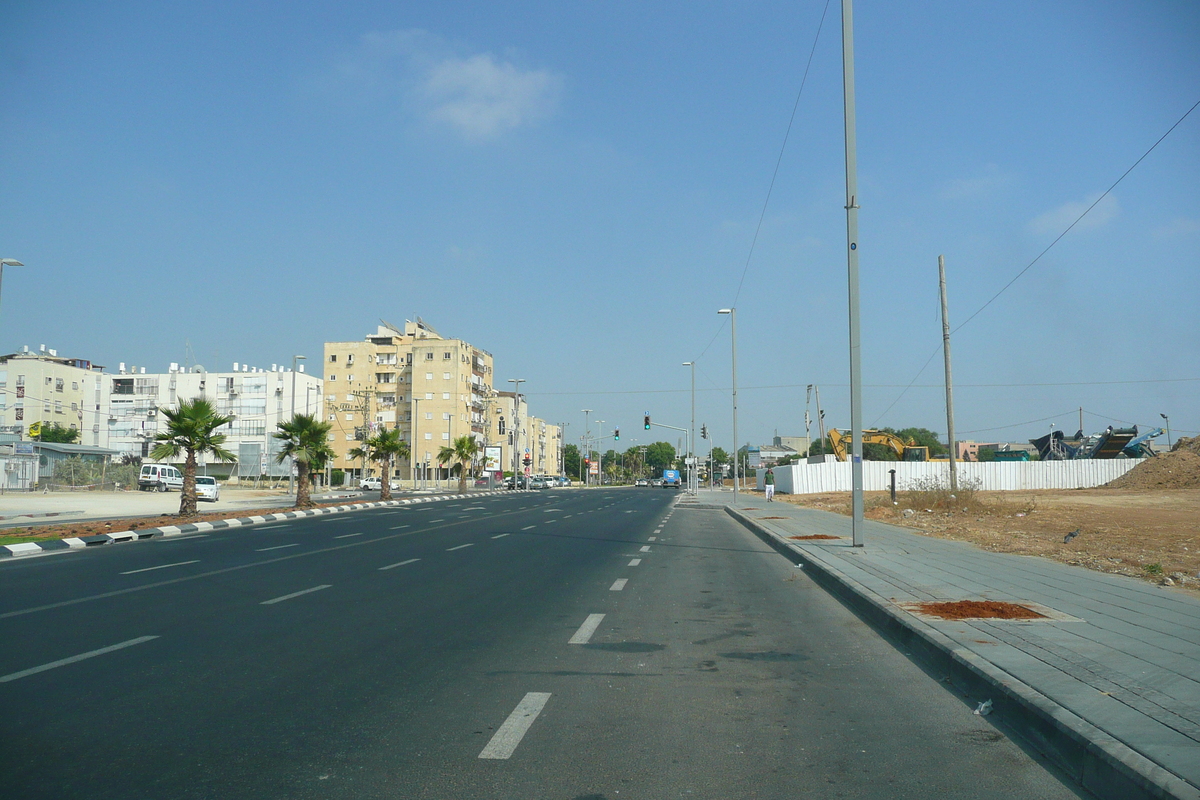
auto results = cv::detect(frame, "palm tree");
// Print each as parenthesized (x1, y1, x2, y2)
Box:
(274, 413, 335, 509)
(150, 398, 236, 517)
(363, 427, 409, 500)
(438, 435, 480, 492)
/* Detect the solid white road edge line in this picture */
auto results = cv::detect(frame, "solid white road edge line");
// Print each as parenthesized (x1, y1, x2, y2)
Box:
(261, 585, 332, 605)
(0, 636, 159, 683)
(256, 543, 300, 552)
(447, 543, 474, 551)
(379, 558, 420, 571)
(610, 579, 628, 591)
(120, 560, 199, 575)
(568, 613, 605, 644)
(478, 692, 552, 760)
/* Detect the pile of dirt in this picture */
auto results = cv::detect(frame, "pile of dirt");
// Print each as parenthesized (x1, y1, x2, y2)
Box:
(915, 600, 1045, 620)
(1105, 436, 1200, 490)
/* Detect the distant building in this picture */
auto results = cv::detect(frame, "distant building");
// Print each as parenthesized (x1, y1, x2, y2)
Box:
(323, 319, 494, 482)
(0, 346, 105, 442)
(99, 361, 322, 478)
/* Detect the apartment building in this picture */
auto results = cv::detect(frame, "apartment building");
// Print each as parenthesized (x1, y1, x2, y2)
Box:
(0, 346, 105, 442)
(492, 391, 561, 478)
(100, 361, 322, 477)
(323, 319, 495, 482)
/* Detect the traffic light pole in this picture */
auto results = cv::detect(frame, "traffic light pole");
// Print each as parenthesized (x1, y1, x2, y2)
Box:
(648, 421, 692, 494)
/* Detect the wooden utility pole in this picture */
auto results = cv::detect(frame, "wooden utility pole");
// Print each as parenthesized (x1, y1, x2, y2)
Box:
(939, 255, 958, 492)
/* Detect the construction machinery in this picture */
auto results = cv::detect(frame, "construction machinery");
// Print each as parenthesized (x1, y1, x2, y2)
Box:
(828, 428, 937, 462)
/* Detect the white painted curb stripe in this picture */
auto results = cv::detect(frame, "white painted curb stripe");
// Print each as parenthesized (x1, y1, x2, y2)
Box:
(478, 692, 552, 759)
(610, 579, 628, 591)
(261, 584, 331, 605)
(0, 636, 159, 683)
(120, 560, 198, 575)
(568, 613, 605, 644)
(379, 558, 420, 571)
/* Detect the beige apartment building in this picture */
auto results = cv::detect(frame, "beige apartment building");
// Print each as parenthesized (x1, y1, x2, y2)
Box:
(492, 391, 561, 478)
(0, 346, 105, 442)
(324, 320, 495, 483)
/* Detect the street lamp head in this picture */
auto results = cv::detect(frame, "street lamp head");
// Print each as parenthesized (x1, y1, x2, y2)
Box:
(1160, 413, 1168, 420)
(682, 361, 693, 366)
(0, 259, 23, 267)
(717, 308, 731, 315)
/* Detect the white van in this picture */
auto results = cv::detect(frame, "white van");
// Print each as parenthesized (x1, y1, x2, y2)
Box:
(138, 464, 184, 492)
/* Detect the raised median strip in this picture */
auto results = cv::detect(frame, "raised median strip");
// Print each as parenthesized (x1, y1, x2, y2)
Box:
(724, 504, 1200, 800)
(1, 490, 526, 559)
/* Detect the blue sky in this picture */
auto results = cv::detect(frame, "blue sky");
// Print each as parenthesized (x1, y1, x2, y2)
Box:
(2, 0, 1198, 453)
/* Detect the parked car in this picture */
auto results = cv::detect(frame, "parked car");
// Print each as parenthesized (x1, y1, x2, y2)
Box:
(138, 464, 184, 492)
(195, 475, 220, 502)
(529, 476, 549, 489)
(359, 476, 399, 491)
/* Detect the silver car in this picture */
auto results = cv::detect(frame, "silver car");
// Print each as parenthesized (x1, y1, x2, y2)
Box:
(195, 476, 220, 502)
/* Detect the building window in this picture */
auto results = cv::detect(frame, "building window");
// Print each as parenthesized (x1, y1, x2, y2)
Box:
(345, 413, 354, 421)
(442, 432, 450, 440)
(443, 372, 450, 380)
(424, 432, 432, 440)
(443, 352, 451, 360)
(425, 392, 433, 400)
(425, 352, 433, 361)
(329, 354, 337, 362)
(425, 373, 433, 380)
(425, 412, 433, 420)
(328, 414, 336, 420)
(72, 381, 79, 391)
(328, 375, 336, 382)
(347, 374, 354, 383)
(113, 378, 134, 395)
(346, 354, 354, 365)
(442, 392, 450, 400)
(443, 412, 451, 420)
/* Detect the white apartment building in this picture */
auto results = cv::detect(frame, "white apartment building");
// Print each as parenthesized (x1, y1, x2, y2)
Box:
(100, 361, 322, 477)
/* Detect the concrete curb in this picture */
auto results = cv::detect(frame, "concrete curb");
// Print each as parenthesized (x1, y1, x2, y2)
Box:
(725, 505, 1200, 800)
(1, 490, 528, 559)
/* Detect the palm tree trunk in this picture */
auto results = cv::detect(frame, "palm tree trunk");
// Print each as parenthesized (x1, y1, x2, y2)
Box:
(381, 455, 392, 501)
(296, 462, 312, 509)
(180, 449, 198, 516)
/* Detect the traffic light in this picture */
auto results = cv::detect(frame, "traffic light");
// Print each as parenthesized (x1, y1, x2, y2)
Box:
(523, 455, 532, 467)
(644, 415, 651, 430)
(701, 424, 708, 439)
(614, 428, 620, 440)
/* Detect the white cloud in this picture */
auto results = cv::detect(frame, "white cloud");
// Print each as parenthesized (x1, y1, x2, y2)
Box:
(1152, 217, 1200, 238)
(1028, 192, 1119, 236)
(422, 53, 562, 142)
(938, 164, 1011, 200)
(324, 30, 563, 142)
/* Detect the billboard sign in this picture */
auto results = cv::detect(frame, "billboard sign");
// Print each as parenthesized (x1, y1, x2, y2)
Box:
(484, 446, 502, 472)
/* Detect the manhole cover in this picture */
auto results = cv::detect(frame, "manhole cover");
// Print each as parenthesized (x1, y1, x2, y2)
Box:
(912, 600, 1045, 620)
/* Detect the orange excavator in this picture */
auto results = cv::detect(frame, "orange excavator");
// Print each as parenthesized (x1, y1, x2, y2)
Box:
(827, 428, 936, 462)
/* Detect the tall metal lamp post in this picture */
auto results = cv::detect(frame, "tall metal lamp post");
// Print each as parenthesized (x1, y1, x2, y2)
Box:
(509, 379, 525, 488)
(682, 361, 695, 495)
(289, 355, 306, 494)
(0, 258, 23, 323)
(717, 308, 738, 500)
(1160, 413, 1172, 450)
(581, 408, 592, 485)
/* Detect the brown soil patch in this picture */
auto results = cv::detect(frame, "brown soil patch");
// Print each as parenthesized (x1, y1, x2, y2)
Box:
(775, 487, 1200, 594)
(0, 500, 359, 545)
(790, 534, 841, 540)
(760, 516, 789, 520)
(917, 600, 1045, 620)
(1105, 436, 1200, 490)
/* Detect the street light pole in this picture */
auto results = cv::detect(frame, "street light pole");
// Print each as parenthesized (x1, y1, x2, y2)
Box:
(0, 258, 24, 328)
(289, 354, 306, 495)
(581, 409, 592, 486)
(509, 379, 525, 488)
(683, 361, 695, 495)
(842, 0, 865, 547)
(718, 308, 738, 500)
(1160, 413, 1172, 450)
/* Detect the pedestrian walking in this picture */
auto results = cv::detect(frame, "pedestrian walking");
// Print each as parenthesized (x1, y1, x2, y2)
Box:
(764, 467, 775, 501)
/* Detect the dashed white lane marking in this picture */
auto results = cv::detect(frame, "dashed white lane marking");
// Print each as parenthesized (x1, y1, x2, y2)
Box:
(628, 558, 642, 566)
(463, 507, 485, 511)
(0, 636, 160, 683)
(492, 533, 510, 539)
(478, 692, 552, 760)
(261, 585, 331, 605)
(120, 560, 198, 575)
(648, 536, 656, 541)
(334, 533, 363, 539)
(521, 525, 536, 531)
(255, 525, 287, 531)
(639, 546, 651, 553)
(610, 579, 628, 591)
(389, 525, 410, 530)
(447, 543, 474, 551)
(429, 519, 445, 523)
(379, 558, 420, 571)
(544, 519, 557, 524)
(569, 613, 605, 644)
(256, 544, 300, 552)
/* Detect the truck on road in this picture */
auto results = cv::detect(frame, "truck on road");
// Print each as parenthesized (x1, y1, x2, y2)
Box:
(662, 469, 681, 488)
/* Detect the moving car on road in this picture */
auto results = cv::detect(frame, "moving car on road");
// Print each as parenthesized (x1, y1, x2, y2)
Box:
(359, 476, 399, 491)
(195, 475, 220, 502)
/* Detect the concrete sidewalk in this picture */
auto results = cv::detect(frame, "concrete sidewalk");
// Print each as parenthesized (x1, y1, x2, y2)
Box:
(680, 489, 1200, 800)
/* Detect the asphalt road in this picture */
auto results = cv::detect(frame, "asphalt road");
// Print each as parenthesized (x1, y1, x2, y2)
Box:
(0, 489, 1085, 799)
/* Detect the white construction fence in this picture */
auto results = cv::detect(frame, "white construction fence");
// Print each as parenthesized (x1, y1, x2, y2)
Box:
(756, 459, 1142, 494)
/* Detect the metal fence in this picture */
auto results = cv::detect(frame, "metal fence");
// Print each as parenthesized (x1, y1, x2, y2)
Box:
(759, 459, 1142, 494)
